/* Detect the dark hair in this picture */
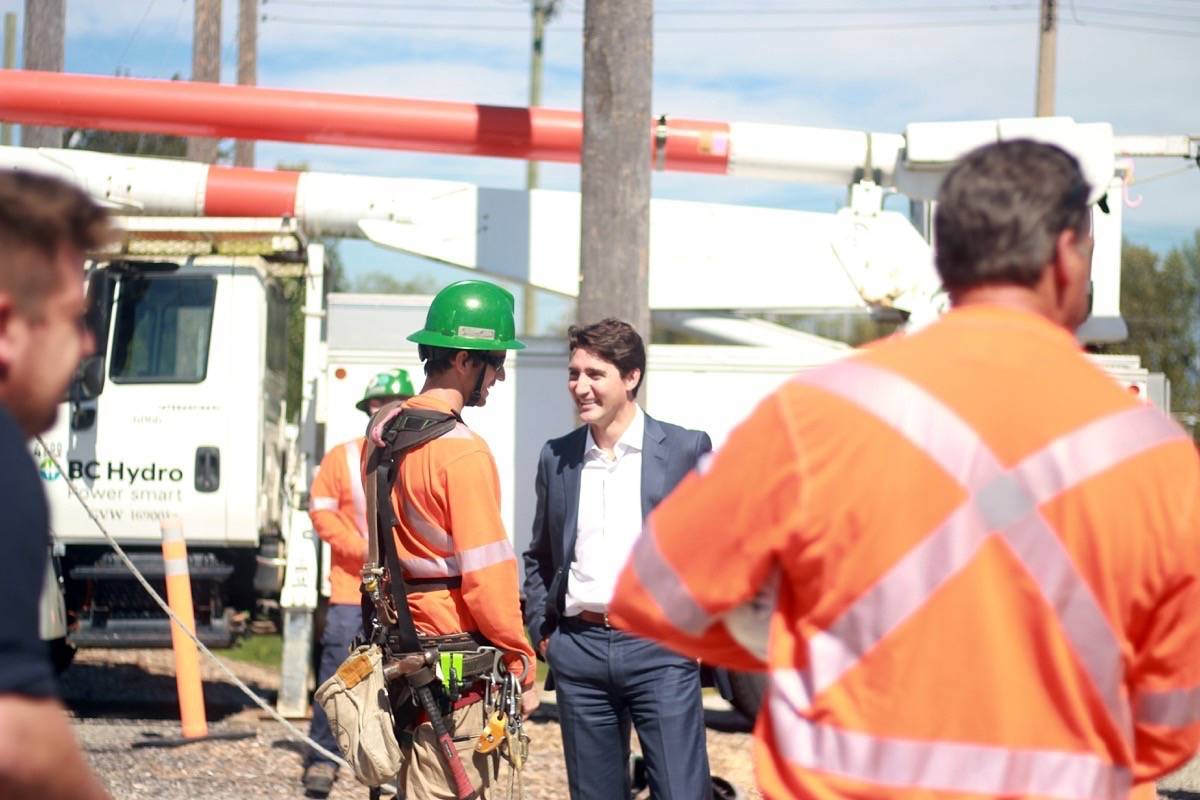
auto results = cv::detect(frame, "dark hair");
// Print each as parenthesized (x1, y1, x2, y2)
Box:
(568, 318, 646, 398)
(418, 345, 503, 376)
(934, 139, 1092, 294)
(0, 170, 110, 314)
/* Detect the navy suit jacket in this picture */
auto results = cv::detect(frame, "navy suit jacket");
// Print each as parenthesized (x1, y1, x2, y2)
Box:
(522, 412, 712, 648)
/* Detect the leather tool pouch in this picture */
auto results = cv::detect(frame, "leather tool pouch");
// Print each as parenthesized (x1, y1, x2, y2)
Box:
(314, 644, 405, 787)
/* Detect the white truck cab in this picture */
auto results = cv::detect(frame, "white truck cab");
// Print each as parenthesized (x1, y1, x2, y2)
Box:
(37, 219, 305, 648)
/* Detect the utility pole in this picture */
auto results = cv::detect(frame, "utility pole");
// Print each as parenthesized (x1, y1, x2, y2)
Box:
(1035, 0, 1056, 117)
(188, 0, 222, 163)
(578, 0, 653, 345)
(522, 0, 558, 336)
(2, 13, 16, 146)
(21, 0, 65, 148)
(235, 0, 257, 167)
(526, 0, 559, 190)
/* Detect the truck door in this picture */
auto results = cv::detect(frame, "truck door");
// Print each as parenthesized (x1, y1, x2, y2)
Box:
(44, 268, 230, 545)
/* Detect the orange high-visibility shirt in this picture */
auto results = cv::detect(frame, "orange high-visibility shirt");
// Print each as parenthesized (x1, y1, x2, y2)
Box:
(384, 394, 535, 686)
(610, 305, 1200, 800)
(309, 437, 368, 606)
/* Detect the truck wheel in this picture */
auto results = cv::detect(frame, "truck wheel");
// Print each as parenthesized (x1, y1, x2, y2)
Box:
(724, 670, 766, 720)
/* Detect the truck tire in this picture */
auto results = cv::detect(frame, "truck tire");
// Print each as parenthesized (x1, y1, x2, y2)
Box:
(724, 670, 766, 721)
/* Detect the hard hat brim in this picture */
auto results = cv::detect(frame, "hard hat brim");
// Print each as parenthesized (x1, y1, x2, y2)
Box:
(356, 393, 412, 412)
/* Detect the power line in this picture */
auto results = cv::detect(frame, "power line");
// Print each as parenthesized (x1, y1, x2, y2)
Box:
(263, 0, 1037, 15)
(1130, 163, 1199, 186)
(579, 2, 1034, 15)
(115, 0, 159, 72)
(263, 0, 534, 11)
(1061, 17, 1200, 35)
(261, 13, 1036, 33)
(1075, 2, 1200, 21)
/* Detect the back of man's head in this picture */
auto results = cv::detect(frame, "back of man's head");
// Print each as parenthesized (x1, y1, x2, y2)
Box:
(934, 140, 1092, 294)
(0, 170, 109, 314)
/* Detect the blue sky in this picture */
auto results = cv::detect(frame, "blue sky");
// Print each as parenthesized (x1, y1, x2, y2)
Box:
(1, 0, 1196, 296)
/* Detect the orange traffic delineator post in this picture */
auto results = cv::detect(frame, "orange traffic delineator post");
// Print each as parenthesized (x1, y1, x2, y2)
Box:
(161, 516, 208, 739)
(133, 517, 254, 749)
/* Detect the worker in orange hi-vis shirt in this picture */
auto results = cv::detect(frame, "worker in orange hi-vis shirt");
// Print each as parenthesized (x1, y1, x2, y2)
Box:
(609, 140, 1200, 800)
(366, 280, 538, 800)
(302, 369, 415, 797)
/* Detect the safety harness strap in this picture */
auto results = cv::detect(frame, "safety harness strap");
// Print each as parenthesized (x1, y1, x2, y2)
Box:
(362, 403, 459, 653)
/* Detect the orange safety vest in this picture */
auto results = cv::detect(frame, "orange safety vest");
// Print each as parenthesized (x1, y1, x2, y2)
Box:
(309, 437, 368, 606)
(381, 394, 535, 685)
(610, 305, 1200, 799)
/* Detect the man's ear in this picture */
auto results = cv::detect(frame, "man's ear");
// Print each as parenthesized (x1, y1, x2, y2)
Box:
(1052, 228, 1088, 293)
(453, 350, 473, 374)
(623, 368, 641, 396)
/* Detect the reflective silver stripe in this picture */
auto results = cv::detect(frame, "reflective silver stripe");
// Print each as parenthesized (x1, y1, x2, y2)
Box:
(343, 441, 368, 537)
(404, 497, 455, 552)
(458, 539, 516, 573)
(630, 519, 713, 636)
(803, 360, 1003, 489)
(163, 557, 190, 578)
(1136, 686, 1200, 728)
(721, 568, 779, 663)
(310, 496, 338, 512)
(768, 681, 1132, 799)
(401, 554, 461, 579)
(793, 361, 1185, 745)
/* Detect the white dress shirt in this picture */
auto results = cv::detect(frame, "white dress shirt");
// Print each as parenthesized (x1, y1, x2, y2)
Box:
(563, 406, 645, 616)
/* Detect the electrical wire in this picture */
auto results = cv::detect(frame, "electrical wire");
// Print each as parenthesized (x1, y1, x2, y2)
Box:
(261, 13, 1037, 33)
(264, 0, 1036, 14)
(114, 0, 159, 73)
(1127, 162, 1199, 186)
(1061, 17, 1200, 35)
(265, 0, 1041, 13)
(1074, 2, 1200, 22)
(265, 0, 535, 12)
(35, 436, 373, 784)
(571, 2, 1035, 15)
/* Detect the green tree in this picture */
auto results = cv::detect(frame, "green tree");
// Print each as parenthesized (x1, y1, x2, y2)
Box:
(349, 272, 436, 294)
(65, 128, 187, 158)
(1097, 234, 1200, 433)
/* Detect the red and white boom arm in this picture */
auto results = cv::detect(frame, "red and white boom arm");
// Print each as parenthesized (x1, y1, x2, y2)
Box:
(0, 69, 1173, 339)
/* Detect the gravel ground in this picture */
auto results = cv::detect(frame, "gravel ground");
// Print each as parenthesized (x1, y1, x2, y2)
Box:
(63, 648, 761, 799)
(67, 647, 1200, 799)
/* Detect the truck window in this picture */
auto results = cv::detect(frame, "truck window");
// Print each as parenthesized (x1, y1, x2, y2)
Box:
(110, 276, 217, 383)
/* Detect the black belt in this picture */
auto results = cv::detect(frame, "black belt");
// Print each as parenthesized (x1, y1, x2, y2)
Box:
(570, 610, 613, 628)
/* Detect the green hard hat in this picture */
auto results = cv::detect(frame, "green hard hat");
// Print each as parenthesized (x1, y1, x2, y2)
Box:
(356, 368, 415, 411)
(407, 280, 526, 352)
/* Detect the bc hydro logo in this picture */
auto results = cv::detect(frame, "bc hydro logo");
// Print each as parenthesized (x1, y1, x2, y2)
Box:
(38, 457, 61, 481)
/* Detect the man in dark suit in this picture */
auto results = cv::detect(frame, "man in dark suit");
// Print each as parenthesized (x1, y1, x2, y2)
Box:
(523, 318, 713, 800)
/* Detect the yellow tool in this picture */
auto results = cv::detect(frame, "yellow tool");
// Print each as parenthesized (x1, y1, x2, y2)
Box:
(476, 710, 507, 754)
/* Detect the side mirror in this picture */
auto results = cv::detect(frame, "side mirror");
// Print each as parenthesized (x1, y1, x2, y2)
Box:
(79, 355, 105, 398)
(71, 269, 118, 401)
(67, 268, 118, 431)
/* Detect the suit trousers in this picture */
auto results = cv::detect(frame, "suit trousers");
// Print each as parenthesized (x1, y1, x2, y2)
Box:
(548, 616, 712, 800)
